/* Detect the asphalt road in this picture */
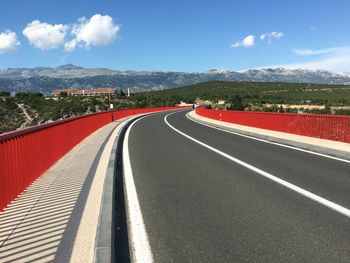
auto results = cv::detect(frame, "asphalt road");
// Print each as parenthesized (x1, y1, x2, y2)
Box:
(126, 109, 350, 262)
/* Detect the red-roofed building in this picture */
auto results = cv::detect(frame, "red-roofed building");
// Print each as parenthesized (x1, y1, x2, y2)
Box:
(51, 88, 118, 97)
(51, 89, 77, 97)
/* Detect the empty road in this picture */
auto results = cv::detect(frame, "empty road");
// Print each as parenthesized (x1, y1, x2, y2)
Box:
(122, 109, 350, 262)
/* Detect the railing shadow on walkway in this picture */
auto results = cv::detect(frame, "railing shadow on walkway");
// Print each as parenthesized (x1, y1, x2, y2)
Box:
(0, 123, 112, 263)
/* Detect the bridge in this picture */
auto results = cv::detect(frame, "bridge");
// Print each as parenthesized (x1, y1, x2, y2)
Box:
(1, 107, 350, 262)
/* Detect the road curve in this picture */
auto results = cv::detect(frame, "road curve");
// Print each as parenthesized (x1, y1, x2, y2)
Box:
(124, 109, 350, 262)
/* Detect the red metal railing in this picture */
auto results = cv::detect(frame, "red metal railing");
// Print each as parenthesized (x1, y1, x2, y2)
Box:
(196, 107, 350, 143)
(0, 106, 186, 212)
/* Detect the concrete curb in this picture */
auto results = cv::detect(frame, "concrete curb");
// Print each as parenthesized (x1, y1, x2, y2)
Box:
(188, 111, 350, 161)
(94, 125, 121, 262)
(94, 116, 139, 263)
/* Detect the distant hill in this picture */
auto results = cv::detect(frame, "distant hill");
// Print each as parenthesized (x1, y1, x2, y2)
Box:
(0, 92, 134, 134)
(1, 64, 350, 94)
(133, 81, 350, 106)
(2, 81, 350, 133)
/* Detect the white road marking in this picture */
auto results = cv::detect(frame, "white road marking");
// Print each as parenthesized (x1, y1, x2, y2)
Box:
(186, 112, 350, 164)
(123, 116, 153, 263)
(165, 112, 350, 218)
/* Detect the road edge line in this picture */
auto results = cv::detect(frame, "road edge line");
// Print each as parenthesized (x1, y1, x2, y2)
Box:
(123, 116, 154, 263)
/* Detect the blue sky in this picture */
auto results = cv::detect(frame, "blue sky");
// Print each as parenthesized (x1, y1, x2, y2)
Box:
(0, 0, 350, 72)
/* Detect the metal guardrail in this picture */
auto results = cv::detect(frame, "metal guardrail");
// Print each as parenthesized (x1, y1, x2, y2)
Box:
(0, 107, 187, 212)
(196, 107, 350, 143)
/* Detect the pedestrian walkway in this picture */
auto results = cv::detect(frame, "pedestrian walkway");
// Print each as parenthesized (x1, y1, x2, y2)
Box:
(0, 119, 124, 263)
(189, 110, 350, 160)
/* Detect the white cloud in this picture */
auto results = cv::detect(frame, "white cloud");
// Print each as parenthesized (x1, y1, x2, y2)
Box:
(231, 35, 255, 48)
(231, 31, 283, 48)
(260, 32, 283, 42)
(64, 39, 78, 52)
(23, 20, 67, 50)
(293, 47, 337, 56)
(21, 14, 119, 52)
(264, 46, 350, 72)
(0, 30, 20, 53)
(65, 14, 119, 51)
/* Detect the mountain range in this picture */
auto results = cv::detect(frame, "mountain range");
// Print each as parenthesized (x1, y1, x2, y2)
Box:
(1, 64, 350, 94)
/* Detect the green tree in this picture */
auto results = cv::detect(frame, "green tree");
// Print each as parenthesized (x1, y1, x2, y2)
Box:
(0, 91, 10, 97)
(229, 95, 245, 111)
(120, 89, 126, 97)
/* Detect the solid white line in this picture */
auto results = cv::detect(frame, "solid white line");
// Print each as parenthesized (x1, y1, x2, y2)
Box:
(123, 116, 153, 263)
(165, 112, 350, 218)
(186, 112, 350, 164)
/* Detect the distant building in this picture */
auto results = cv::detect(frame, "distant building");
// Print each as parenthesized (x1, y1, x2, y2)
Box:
(176, 101, 192, 107)
(51, 88, 117, 97)
(51, 89, 76, 97)
(301, 99, 312, 104)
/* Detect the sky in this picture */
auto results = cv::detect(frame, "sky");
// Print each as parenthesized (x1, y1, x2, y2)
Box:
(0, 0, 350, 73)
